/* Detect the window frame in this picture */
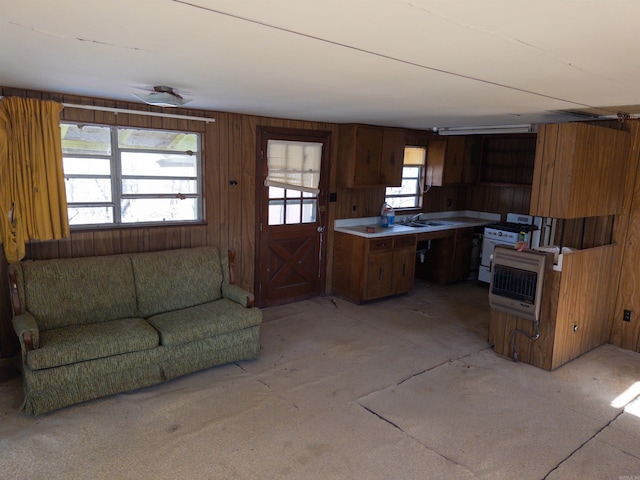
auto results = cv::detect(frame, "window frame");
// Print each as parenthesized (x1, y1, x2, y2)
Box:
(61, 123, 203, 229)
(384, 146, 427, 212)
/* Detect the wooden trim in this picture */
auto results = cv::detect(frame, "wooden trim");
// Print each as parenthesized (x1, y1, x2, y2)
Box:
(7, 265, 22, 316)
(23, 331, 34, 353)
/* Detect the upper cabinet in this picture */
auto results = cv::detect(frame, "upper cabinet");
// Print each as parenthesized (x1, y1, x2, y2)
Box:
(337, 124, 406, 188)
(426, 136, 478, 186)
(530, 123, 631, 218)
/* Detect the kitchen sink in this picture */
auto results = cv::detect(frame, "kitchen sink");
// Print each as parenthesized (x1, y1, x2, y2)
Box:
(406, 220, 454, 228)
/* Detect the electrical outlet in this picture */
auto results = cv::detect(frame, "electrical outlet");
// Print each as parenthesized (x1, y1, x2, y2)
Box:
(623, 309, 632, 322)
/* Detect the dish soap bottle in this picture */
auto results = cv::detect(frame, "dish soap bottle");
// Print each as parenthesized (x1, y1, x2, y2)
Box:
(380, 203, 395, 228)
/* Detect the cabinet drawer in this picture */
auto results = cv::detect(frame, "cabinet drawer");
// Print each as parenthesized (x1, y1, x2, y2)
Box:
(393, 235, 417, 249)
(368, 238, 394, 252)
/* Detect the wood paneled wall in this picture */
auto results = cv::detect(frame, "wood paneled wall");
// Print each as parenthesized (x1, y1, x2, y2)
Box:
(0, 87, 339, 358)
(611, 121, 640, 353)
(464, 184, 532, 220)
(2, 87, 640, 358)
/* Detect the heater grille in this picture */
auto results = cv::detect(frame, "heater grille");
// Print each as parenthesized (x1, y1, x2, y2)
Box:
(488, 246, 547, 322)
(491, 265, 537, 304)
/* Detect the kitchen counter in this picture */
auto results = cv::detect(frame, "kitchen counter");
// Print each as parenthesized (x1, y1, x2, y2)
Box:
(334, 210, 500, 238)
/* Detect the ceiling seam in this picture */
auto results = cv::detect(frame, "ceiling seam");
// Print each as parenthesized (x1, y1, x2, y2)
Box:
(173, 0, 605, 113)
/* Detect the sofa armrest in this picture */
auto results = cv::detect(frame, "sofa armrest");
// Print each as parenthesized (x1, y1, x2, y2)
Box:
(222, 283, 256, 308)
(12, 312, 39, 353)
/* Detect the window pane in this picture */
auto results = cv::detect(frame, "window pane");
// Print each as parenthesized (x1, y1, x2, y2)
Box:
(386, 197, 418, 209)
(403, 166, 420, 178)
(118, 128, 198, 152)
(399, 178, 419, 195)
(286, 189, 302, 199)
(61, 124, 111, 155)
(63, 157, 111, 175)
(269, 186, 285, 199)
(302, 200, 317, 223)
(121, 198, 198, 223)
(286, 201, 301, 224)
(122, 179, 197, 195)
(68, 206, 113, 225)
(65, 178, 112, 202)
(268, 201, 284, 225)
(121, 152, 197, 177)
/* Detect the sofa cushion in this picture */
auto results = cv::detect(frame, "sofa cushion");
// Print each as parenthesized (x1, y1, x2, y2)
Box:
(27, 318, 159, 371)
(20, 255, 138, 331)
(148, 299, 262, 346)
(131, 246, 224, 318)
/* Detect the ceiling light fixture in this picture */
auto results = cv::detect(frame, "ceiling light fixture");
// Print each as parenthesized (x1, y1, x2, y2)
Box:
(437, 124, 537, 136)
(132, 85, 192, 107)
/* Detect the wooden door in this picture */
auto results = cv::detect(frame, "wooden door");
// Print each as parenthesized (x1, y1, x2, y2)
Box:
(255, 127, 331, 307)
(366, 251, 394, 300)
(353, 126, 382, 186)
(443, 137, 466, 185)
(379, 129, 406, 186)
(392, 248, 416, 294)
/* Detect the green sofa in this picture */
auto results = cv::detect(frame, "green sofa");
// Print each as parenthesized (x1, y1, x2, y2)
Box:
(8, 246, 262, 415)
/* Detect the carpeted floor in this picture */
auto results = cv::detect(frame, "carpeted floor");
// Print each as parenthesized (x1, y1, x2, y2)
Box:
(1, 280, 639, 479)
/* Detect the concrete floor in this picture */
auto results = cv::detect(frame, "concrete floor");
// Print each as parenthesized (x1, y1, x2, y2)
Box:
(1, 280, 639, 479)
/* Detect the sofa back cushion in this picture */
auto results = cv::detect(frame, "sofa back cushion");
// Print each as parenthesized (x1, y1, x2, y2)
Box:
(131, 246, 224, 318)
(19, 255, 138, 331)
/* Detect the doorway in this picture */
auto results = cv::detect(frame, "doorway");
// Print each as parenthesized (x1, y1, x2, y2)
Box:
(255, 127, 331, 307)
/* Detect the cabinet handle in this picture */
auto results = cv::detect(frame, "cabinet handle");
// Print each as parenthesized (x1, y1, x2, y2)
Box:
(390, 153, 395, 165)
(379, 268, 383, 281)
(367, 151, 371, 165)
(403, 263, 406, 276)
(377, 242, 386, 247)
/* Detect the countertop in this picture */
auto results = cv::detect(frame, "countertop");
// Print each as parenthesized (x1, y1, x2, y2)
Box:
(334, 210, 501, 238)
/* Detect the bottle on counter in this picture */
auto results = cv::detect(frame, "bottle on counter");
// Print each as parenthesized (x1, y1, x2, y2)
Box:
(380, 203, 395, 228)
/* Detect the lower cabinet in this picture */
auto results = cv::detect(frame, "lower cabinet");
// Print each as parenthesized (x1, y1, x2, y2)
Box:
(415, 228, 474, 284)
(333, 232, 417, 303)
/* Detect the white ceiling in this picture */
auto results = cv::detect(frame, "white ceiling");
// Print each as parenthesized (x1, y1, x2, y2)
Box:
(2, 0, 640, 130)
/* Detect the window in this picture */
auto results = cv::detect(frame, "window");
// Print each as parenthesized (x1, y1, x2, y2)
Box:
(385, 146, 427, 209)
(264, 139, 322, 226)
(61, 123, 201, 226)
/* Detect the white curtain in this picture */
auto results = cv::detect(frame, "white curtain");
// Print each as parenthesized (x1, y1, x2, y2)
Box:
(265, 140, 322, 194)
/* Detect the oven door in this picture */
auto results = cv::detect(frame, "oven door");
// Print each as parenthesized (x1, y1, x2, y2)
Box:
(478, 236, 515, 283)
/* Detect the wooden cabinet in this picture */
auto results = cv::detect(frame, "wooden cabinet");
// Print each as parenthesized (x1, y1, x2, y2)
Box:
(414, 228, 473, 284)
(426, 136, 470, 186)
(530, 122, 631, 218)
(452, 228, 474, 282)
(332, 232, 417, 303)
(338, 124, 406, 188)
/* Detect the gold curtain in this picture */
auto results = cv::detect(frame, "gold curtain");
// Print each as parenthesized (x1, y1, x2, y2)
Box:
(0, 97, 69, 263)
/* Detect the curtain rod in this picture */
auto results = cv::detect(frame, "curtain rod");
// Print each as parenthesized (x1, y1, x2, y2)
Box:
(61, 103, 216, 123)
(0, 96, 216, 123)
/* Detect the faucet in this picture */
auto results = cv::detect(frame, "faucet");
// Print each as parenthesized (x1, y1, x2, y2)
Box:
(407, 213, 422, 223)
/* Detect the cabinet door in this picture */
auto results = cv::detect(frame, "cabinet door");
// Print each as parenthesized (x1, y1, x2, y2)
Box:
(530, 123, 630, 218)
(442, 137, 465, 185)
(452, 228, 474, 281)
(379, 129, 406, 186)
(426, 137, 466, 186)
(392, 247, 416, 294)
(353, 126, 383, 187)
(365, 251, 394, 300)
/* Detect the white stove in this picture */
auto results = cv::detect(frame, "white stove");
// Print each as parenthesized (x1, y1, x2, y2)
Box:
(478, 213, 540, 283)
